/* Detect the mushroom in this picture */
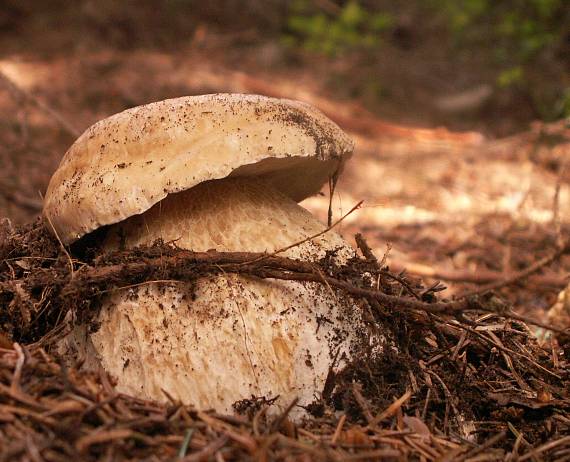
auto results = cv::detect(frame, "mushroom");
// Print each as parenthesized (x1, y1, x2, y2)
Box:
(44, 94, 378, 415)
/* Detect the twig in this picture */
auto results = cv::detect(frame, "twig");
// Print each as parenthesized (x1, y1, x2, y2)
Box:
(54, 250, 468, 314)
(351, 382, 374, 425)
(355, 234, 421, 299)
(10, 343, 25, 393)
(327, 170, 340, 227)
(518, 436, 570, 461)
(246, 200, 363, 265)
(355, 233, 378, 264)
(44, 214, 74, 279)
(331, 414, 346, 445)
(0, 69, 80, 138)
(269, 398, 298, 434)
(368, 390, 412, 428)
(0, 185, 42, 212)
(390, 261, 567, 288)
(75, 428, 134, 453)
(456, 431, 506, 461)
(5, 248, 568, 332)
(198, 412, 257, 453)
(458, 240, 570, 298)
(182, 435, 229, 462)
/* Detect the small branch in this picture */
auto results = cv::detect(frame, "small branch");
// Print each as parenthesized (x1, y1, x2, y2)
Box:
(351, 382, 374, 425)
(355, 235, 421, 300)
(3, 247, 561, 333)
(269, 397, 298, 434)
(242, 200, 362, 266)
(0, 70, 80, 138)
(368, 390, 412, 428)
(390, 261, 568, 289)
(327, 168, 341, 227)
(459, 241, 570, 298)
(355, 233, 378, 264)
(0, 185, 42, 212)
(456, 432, 506, 461)
(58, 250, 472, 314)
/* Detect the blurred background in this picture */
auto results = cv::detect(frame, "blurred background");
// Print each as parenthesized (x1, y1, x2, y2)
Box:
(1, 0, 570, 321)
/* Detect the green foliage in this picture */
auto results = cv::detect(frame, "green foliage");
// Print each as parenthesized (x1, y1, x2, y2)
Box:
(432, 0, 569, 119)
(434, 0, 566, 60)
(282, 0, 568, 121)
(284, 1, 393, 56)
(497, 66, 524, 88)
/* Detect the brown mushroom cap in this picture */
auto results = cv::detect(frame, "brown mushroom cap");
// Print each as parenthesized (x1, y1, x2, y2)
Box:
(43, 94, 354, 244)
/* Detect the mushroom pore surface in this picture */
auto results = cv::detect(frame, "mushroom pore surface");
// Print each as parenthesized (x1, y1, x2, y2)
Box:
(104, 177, 352, 258)
(69, 178, 375, 415)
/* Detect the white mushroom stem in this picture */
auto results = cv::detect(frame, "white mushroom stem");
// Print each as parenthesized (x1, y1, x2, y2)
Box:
(67, 178, 376, 416)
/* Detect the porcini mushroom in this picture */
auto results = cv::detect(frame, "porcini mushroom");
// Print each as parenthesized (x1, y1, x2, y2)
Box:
(44, 94, 376, 415)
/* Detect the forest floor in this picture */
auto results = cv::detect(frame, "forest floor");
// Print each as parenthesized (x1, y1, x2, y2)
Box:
(1, 17, 570, 461)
